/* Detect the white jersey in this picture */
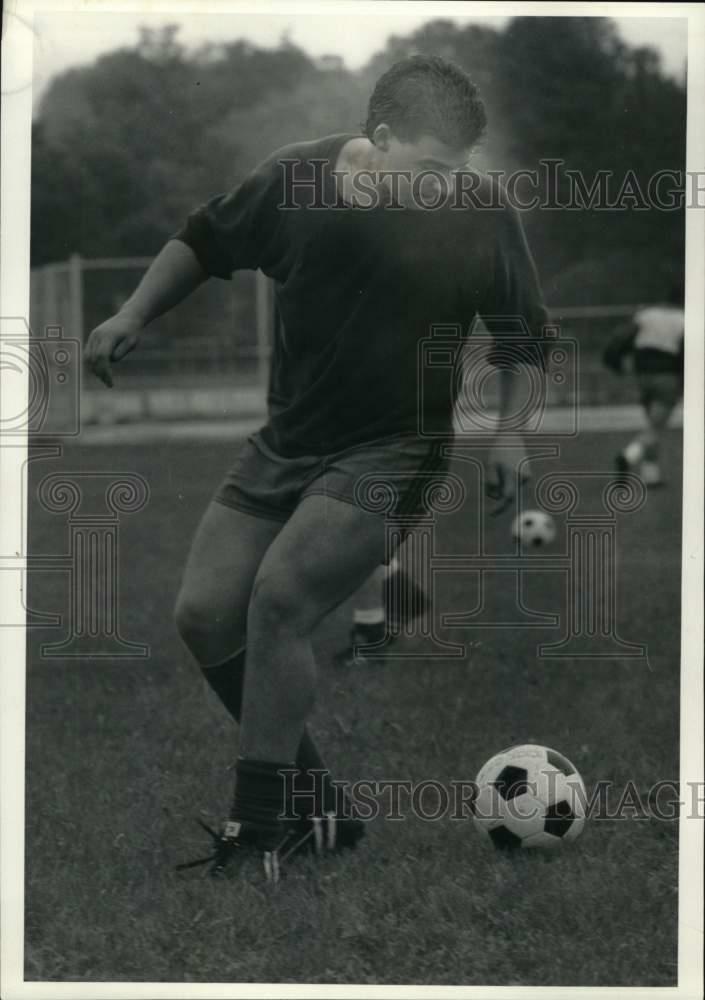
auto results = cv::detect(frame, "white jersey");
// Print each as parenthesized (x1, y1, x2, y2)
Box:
(633, 306, 684, 356)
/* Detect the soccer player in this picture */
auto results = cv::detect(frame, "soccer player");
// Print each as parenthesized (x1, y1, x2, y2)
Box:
(85, 55, 548, 879)
(603, 284, 684, 487)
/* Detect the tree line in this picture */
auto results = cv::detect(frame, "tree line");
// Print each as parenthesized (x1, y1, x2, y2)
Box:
(32, 17, 686, 307)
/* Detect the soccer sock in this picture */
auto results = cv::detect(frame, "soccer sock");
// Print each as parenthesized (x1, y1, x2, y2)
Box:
(352, 563, 387, 644)
(230, 757, 293, 831)
(201, 646, 247, 720)
(641, 434, 659, 463)
(353, 608, 385, 626)
(351, 618, 386, 647)
(386, 554, 401, 575)
(624, 439, 645, 465)
(201, 649, 348, 817)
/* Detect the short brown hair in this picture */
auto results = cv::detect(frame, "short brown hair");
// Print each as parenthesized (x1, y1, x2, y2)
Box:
(364, 54, 487, 149)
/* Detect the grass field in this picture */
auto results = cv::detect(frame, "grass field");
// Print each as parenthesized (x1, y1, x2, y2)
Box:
(25, 428, 682, 986)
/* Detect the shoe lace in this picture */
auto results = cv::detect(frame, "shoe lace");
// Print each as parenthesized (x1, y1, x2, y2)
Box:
(175, 815, 335, 878)
(174, 818, 241, 874)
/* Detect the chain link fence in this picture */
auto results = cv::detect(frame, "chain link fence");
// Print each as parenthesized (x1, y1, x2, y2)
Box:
(28, 255, 643, 428)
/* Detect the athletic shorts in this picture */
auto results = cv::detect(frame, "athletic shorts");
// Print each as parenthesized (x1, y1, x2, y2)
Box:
(213, 430, 449, 542)
(635, 372, 682, 410)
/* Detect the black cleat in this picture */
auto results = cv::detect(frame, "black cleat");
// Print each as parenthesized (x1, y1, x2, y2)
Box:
(315, 811, 365, 850)
(292, 781, 366, 849)
(343, 620, 393, 665)
(176, 813, 350, 881)
(342, 567, 429, 665)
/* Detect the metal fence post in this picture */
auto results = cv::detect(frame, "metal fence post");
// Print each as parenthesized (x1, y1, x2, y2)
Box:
(69, 253, 84, 343)
(255, 270, 272, 390)
(45, 264, 58, 334)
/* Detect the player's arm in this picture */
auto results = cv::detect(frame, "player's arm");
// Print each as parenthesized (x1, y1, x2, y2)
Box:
(86, 148, 285, 388)
(85, 241, 208, 387)
(484, 367, 537, 505)
(480, 189, 548, 503)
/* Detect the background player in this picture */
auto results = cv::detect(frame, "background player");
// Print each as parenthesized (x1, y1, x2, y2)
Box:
(603, 283, 684, 487)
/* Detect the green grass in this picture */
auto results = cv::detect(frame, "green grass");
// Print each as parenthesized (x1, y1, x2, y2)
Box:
(25, 429, 681, 985)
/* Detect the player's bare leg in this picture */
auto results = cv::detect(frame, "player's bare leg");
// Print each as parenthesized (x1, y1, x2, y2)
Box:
(173, 500, 364, 875)
(347, 549, 430, 662)
(174, 500, 282, 668)
(616, 365, 681, 487)
(639, 396, 675, 486)
(239, 493, 387, 762)
(618, 393, 677, 487)
(182, 494, 386, 879)
(348, 564, 387, 660)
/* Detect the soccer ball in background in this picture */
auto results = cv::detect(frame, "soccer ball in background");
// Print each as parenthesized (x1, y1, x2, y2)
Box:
(511, 510, 557, 547)
(472, 744, 586, 850)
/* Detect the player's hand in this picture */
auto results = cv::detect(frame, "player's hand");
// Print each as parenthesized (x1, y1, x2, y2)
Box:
(84, 314, 143, 388)
(485, 435, 531, 514)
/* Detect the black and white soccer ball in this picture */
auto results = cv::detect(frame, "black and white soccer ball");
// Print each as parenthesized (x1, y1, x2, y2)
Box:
(511, 510, 556, 547)
(472, 744, 586, 850)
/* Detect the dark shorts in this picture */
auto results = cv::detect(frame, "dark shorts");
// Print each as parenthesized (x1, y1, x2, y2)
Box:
(214, 430, 449, 544)
(635, 372, 682, 410)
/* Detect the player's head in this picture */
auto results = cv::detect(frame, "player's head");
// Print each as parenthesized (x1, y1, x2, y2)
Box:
(364, 55, 486, 205)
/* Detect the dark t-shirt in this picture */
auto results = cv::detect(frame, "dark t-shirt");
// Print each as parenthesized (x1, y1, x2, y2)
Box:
(173, 132, 548, 457)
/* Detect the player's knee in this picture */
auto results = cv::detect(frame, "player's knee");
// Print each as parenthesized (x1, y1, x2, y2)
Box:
(174, 592, 203, 646)
(174, 590, 231, 648)
(248, 571, 316, 634)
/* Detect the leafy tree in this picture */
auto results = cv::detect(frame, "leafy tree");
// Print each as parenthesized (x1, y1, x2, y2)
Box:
(32, 17, 686, 309)
(490, 17, 685, 303)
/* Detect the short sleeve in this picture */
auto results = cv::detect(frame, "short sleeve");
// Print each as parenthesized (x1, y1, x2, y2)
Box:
(479, 189, 549, 370)
(171, 150, 284, 280)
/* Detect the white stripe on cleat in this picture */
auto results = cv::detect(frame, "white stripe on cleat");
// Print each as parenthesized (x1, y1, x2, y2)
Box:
(325, 812, 337, 851)
(312, 816, 324, 855)
(263, 850, 280, 884)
